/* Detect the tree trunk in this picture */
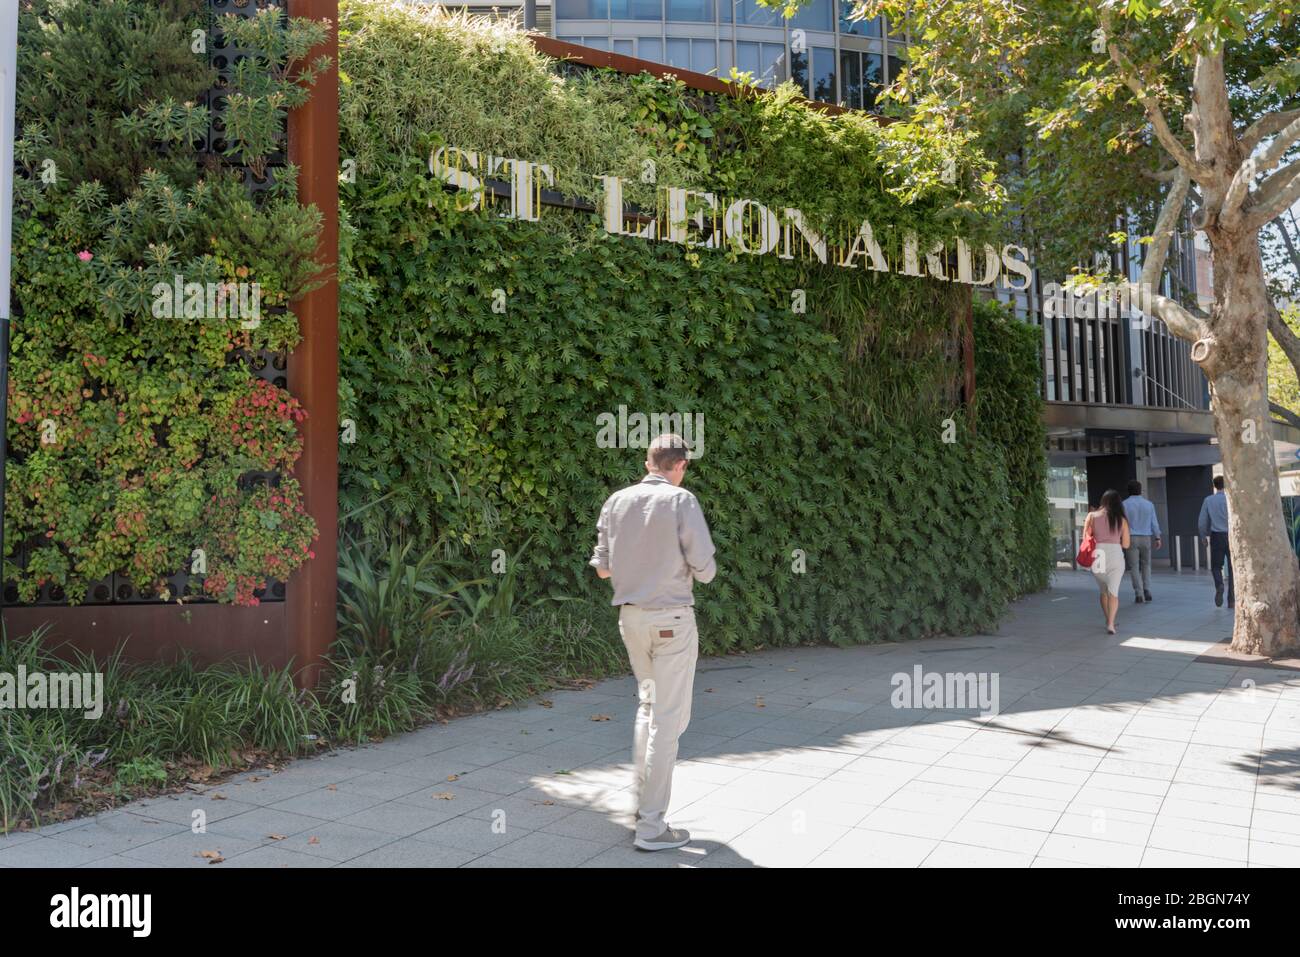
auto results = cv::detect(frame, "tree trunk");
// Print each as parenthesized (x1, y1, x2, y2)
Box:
(1204, 234, 1300, 656)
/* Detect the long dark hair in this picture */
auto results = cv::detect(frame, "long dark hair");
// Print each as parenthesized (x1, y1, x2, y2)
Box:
(1099, 489, 1124, 533)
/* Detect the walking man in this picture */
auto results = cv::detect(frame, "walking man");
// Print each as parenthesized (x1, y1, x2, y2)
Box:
(1122, 479, 1162, 603)
(589, 433, 716, 851)
(1198, 474, 1234, 608)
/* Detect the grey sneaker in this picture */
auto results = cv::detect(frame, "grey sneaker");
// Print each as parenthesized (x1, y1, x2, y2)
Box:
(634, 827, 691, 851)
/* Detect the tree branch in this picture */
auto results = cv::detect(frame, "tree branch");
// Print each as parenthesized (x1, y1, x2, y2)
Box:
(1274, 212, 1300, 280)
(1140, 168, 1192, 291)
(1123, 282, 1210, 345)
(1270, 299, 1300, 373)
(1242, 106, 1300, 154)
(1269, 401, 1300, 432)
(1244, 159, 1300, 234)
(1105, 35, 1210, 180)
(1224, 112, 1300, 227)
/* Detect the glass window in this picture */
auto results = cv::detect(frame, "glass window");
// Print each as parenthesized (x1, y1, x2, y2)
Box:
(719, 40, 734, 76)
(667, 0, 711, 21)
(612, 0, 663, 19)
(719, 0, 732, 22)
(691, 39, 718, 74)
(790, 48, 809, 96)
(558, 35, 583, 44)
(583, 36, 609, 50)
(791, 0, 831, 31)
(761, 42, 785, 86)
(839, 7, 882, 36)
(839, 48, 861, 108)
(556, 0, 608, 18)
(667, 37, 690, 68)
(887, 53, 904, 85)
(639, 37, 663, 61)
(736, 40, 760, 80)
(811, 45, 835, 102)
(738, 0, 779, 26)
(613, 38, 634, 55)
(862, 51, 882, 110)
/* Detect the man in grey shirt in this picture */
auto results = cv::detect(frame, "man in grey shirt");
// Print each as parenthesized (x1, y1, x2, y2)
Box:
(589, 433, 716, 851)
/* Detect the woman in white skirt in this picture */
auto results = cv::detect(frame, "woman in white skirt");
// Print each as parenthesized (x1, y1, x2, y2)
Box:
(1085, 489, 1131, 634)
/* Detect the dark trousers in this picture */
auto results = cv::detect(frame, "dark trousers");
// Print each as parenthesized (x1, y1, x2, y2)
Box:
(1209, 531, 1233, 603)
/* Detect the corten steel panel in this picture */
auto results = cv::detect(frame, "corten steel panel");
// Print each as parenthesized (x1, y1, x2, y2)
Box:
(4, 603, 291, 670)
(287, 0, 339, 690)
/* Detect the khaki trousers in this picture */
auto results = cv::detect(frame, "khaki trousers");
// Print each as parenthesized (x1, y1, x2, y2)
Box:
(617, 604, 699, 841)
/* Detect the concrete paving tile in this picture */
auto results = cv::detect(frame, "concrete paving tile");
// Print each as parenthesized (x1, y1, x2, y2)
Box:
(282, 821, 399, 862)
(922, 842, 1036, 867)
(338, 840, 479, 868)
(812, 828, 938, 867)
(486, 831, 608, 867)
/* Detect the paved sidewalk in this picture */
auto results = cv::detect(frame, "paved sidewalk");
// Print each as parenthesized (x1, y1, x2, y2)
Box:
(2, 568, 1298, 868)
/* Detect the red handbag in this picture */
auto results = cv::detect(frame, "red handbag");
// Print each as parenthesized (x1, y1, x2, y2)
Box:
(1076, 529, 1096, 568)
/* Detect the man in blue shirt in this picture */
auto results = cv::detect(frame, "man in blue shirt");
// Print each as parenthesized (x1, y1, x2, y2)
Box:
(1198, 474, 1233, 608)
(1122, 480, 1162, 603)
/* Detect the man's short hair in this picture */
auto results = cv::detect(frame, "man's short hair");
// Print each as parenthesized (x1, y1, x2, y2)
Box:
(1214, 475, 1225, 490)
(647, 433, 690, 470)
(1127, 480, 1142, 496)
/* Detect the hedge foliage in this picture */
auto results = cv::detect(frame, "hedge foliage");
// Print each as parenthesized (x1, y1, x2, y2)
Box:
(337, 4, 1051, 652)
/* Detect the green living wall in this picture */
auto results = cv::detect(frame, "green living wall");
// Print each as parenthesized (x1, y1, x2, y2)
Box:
(6, 1, 328, 605)
(337, 2, 1050, 652)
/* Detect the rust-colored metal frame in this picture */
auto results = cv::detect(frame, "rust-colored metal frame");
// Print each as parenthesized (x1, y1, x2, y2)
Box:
(285, 0, 339, 688)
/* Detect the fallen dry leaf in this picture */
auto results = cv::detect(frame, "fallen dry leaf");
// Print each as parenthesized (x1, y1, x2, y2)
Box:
(197, 850, 224, 864)
(307, 836, 320, 845)
(541, 800, 555, 806)
(432, 791, 455, 800)
(446, 774, 459, 782)
(326, 784, 337, 791)
(539, 699, 553, 709)
(267, 834, 287, 841)
(590, 714, 611, 722)
(211, 793, 227, 801)
(755, 696, 766, 708)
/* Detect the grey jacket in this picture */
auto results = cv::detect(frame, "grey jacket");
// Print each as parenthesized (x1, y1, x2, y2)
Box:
(589, 473, 716, 607)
